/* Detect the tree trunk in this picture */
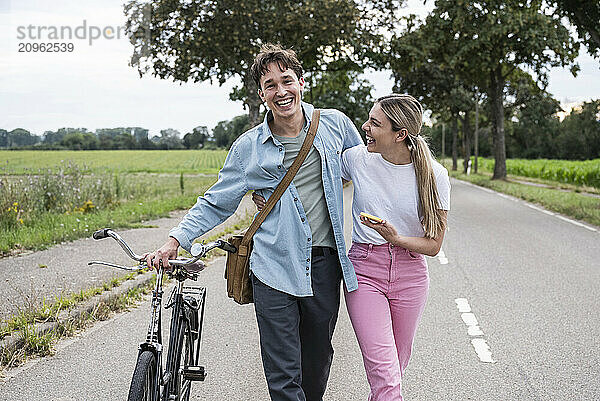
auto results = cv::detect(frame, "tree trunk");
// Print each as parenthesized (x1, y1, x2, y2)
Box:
(244, 75, 263, 129)
(489, 68, 507, 180)
(451, 116, 458, 171)
(462, 110, 472, 174)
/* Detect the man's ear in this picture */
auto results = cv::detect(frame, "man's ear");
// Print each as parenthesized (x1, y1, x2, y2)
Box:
(396, 128, 409, 143)
(258, 87, 265, 102)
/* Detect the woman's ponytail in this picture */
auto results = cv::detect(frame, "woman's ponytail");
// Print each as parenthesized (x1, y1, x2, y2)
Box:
(412, 135, 445, 238)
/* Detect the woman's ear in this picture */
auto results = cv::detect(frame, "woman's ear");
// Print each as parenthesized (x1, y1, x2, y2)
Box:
(396, 128, 409, 143)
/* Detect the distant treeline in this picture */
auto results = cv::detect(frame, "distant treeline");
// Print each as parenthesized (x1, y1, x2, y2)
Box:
(3, 99, 599, 160)
(426, 99, 600, 161)
(0, 114, 250, 151)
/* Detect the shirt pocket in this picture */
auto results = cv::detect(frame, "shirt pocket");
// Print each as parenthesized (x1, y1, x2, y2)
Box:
(325, 149, 342, 175)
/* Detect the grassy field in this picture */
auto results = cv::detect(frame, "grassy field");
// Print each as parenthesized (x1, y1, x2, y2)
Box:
(0, 174, 217, 255)
(475, 157, 600, 189)
(0, 150, 231, 255)
(0, 149, 228, 174)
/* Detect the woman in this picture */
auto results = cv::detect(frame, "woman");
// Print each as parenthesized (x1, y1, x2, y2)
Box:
(341, 94, 449, 400)
(253, 94, 450, 400)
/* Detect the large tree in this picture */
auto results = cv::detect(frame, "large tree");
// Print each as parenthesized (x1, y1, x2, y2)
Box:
(551, 0, 600, 58)
(423, 0, 579, 179)
(304, 68, 374, 137)
(124, 0, 389, 127)
(504, 71, 561, 159)
(386, 21, 475, 170)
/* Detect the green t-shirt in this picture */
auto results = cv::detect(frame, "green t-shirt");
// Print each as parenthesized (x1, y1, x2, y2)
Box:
(273, 125, 336, 248)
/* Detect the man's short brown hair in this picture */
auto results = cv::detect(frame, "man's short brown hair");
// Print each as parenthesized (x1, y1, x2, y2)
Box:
(250, 43, 304, 89)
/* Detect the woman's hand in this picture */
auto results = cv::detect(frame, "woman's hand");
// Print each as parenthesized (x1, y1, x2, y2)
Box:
(252, 191, 266, 211)
(359, 215, 399, 244)
(360, 211, 448, 256)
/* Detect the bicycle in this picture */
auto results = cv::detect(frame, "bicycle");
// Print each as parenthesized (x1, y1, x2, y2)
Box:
(88, 228, 236, 401)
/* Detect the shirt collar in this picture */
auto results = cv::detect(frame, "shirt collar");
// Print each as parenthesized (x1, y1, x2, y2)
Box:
(260, 101, 315, 144)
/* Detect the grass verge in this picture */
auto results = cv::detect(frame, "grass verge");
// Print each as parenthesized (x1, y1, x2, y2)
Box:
(0, 271, 155, 370)
(450, 171, 600, 227)
(0, 176, 217, 256)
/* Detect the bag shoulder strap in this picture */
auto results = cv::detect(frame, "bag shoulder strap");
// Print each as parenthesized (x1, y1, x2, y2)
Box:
(241, 109, 320, 244)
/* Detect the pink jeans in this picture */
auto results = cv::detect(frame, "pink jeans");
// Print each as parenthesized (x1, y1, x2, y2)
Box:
(344, 242, 429, 401)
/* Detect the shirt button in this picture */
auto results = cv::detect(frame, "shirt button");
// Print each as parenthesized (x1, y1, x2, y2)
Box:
(390, 244, 394, 248)
(336, 150, 340, 154)
(307, 238, 311, 242)
(306, 273, 309, 276)
(306, 266, 309, 270)
(294, 197, 298, 202)
(306, 258, 310, 262)
(279, 147, 283, 151)
(301, 217, 305, 222)
(277, 165, 282, 169)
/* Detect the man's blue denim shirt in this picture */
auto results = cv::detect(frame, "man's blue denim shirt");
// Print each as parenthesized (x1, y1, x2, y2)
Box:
(169, 102, 363, 296)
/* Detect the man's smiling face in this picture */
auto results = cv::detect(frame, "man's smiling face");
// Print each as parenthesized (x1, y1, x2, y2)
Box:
(258, 62, 305, 121)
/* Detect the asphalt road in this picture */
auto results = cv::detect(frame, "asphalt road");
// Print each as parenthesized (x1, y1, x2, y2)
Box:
(1, 179, 599, 400)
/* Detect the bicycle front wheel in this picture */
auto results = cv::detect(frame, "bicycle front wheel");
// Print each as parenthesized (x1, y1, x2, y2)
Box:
(175, 313, 196, 401)
(128, 350, 158, 401)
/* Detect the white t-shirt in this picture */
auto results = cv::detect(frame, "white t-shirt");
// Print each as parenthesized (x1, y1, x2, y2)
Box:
(341, 145, 450, 245)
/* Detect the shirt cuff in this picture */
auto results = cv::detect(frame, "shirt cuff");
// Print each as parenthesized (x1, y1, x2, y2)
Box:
(168, 227, 192, 252)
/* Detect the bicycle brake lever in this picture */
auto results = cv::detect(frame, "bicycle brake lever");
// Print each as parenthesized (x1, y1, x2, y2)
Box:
(88, 261, 145, 271)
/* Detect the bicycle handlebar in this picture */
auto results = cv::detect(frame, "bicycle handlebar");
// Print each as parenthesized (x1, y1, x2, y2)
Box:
(92, 228, 111, 240)
(89, 228, 236, 272)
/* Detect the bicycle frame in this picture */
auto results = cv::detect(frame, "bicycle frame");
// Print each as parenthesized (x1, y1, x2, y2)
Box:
(138, 264, 206, 401)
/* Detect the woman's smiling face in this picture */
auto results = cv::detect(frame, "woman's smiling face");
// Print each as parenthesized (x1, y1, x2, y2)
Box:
(361, 103, 398, 154)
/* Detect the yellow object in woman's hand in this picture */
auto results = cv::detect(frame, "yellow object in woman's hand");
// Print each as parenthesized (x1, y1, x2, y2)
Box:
(360, 212, 384, 224)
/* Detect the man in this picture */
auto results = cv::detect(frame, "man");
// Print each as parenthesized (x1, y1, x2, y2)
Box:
(146, 43, 363, 401)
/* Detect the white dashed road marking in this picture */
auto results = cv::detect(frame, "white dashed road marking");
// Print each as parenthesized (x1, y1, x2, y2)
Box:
(455, 298, 496, 363)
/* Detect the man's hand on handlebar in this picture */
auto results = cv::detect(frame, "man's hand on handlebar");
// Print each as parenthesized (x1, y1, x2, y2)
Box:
(144, 237, 180, 270)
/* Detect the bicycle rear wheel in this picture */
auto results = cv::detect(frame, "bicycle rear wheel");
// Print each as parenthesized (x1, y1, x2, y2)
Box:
(128, 350, 158, 401)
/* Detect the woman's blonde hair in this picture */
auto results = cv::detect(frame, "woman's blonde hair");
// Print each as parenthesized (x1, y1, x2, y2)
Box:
(376, 94, 445, 238)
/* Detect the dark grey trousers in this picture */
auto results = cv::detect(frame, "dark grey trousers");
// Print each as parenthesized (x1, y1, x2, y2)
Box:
(251, 248, 342, 401)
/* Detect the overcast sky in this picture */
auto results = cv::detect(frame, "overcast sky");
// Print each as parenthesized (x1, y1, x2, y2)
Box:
(1, 0, 598, 137)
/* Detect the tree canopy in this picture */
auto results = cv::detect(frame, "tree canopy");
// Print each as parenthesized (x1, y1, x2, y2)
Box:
(391, 0, 581, 178)
(124, 0, 389, 127)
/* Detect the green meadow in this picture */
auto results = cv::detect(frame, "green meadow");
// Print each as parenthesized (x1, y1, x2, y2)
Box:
(0, 149, 228, 174)
(0, 150, 229, 255)
(476, 157, 600, 189)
